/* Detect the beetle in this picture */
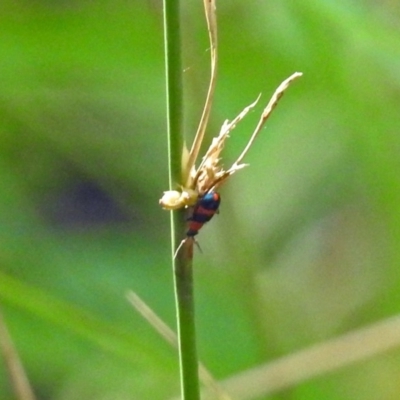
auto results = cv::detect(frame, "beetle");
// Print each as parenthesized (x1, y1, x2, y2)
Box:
(186, 191, 221, 238)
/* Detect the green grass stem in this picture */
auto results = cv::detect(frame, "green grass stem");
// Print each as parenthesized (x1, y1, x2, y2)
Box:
(163, 1, 200, 399)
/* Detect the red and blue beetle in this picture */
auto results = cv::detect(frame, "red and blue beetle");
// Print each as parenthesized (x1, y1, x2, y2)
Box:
(186, 192, 221, 238)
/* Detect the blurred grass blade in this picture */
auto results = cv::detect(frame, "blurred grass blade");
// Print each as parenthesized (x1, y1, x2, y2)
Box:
(128, 291, 232, 400)
(0, 272, 169, 368)
(219, 314, 400, 399)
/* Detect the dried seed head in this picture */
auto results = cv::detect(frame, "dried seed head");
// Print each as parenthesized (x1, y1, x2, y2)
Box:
(192, 95, 261, 194)
(159, 72, 302, 211)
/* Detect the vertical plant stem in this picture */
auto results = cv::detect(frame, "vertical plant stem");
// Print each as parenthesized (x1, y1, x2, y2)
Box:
(173, 241, 200, 400)
(163, 1, 200, 400)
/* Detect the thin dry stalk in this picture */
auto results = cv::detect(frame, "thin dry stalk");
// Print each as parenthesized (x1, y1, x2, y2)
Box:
(214, 314, 400, 400)
(186, 0, 218, 186)
(127, 291, 233, 400)
(0, 306, 36, 400)
(231, 71, 302, 169)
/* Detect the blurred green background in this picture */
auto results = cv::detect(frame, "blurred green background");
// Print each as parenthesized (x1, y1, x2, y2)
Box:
(1, 1, 400, 399)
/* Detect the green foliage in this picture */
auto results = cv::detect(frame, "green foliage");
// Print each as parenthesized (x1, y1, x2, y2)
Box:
(1, 1, 400, 399)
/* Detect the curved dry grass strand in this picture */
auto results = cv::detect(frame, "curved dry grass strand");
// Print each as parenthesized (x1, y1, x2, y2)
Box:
(186, 0, 218, 187)
(212, 314, 400, 400)
(0, 306, 36, 400)
(231, 71, 302, 169)
(127, 291, 232, 400)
